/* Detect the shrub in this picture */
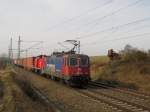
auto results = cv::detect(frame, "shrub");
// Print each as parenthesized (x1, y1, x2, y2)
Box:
(120, 47, 149, 63)
(0, 57, 9, 69)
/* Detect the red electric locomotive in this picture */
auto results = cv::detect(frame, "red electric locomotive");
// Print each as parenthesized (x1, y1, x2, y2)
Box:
(44, 40, 91, 86)
(61, 53, 90, 85)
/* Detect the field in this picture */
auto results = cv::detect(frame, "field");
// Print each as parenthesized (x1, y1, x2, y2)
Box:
(90, 50, 150, 94)
(90, 56, 109, 80)
(0, 68, 55, 112)
(0, 67, 122, 112)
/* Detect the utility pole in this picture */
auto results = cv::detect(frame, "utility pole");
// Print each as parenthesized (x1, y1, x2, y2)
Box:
(10, 37, 13, 59)
(18, 36, 21, 59)
(78, 41, 80, 54)
(8, 37, 13, 62)
(8, 44, 10, 60)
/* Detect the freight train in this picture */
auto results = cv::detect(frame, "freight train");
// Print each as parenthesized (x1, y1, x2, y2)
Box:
(13, 51, 91, 86)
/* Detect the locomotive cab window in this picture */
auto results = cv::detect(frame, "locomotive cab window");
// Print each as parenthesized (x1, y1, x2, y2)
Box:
(80, 57, 89, 66)
(69, 57, 77, 66)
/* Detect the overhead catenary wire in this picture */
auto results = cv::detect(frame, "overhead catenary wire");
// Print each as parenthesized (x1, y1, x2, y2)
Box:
(45, 0, 143, 52)
(21, 41, 44, 43)
(16, 36, 44, 58)
(80, 0, 141, 27)
(97, 23, 150, 41)
(75, 17, 150, 40)
(82, 32, 150, 47)
(11, 0, 149, 56)
(62, 0, 142, 34)
(48, 0, 113, 30)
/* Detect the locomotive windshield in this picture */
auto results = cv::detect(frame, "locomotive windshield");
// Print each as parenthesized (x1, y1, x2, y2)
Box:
(80, 57, 89, 66)
(69, 55, 89, 66)
(69, 57, 77, 66)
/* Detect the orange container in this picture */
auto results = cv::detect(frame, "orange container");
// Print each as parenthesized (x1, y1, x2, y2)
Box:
(22, 57, 34, 70)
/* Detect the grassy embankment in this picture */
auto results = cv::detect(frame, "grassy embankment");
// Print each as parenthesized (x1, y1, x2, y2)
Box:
(90, 50, 150, 94)
(0, 56, 54, 112)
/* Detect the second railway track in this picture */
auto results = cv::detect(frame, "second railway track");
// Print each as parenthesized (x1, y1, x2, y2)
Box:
(89, 82, 150, 107)
(89, 81, 150, 100)
(14, 67, 150, 112)
(77, 88, 150, 112)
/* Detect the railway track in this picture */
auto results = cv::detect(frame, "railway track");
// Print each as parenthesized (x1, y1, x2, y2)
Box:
(77, 88, 150, 112)
(30, 79, 150, 112)
(14, 67, 150, 112)
(13, 67, 65, 112)
(40, 79, 150, 112)
(89, 81, 150, 100)
(85, 81, 150, 112)
(31, 86, 64, 112)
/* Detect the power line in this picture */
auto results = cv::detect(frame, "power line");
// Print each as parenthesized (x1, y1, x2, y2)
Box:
(48, 0, 113, 30)
(23, 41, 43, 52)
(16, 36, 44, 58)
(107, 32, 150, 42)
(65, 0, 142, 34)
(99, 24, 150, 41)
(21, 40, 44, 43)
(83, 32, 150, 47)
(50, 0, 141, 32)
(76, 17, 150, 39)
(79, 0, 141, 28)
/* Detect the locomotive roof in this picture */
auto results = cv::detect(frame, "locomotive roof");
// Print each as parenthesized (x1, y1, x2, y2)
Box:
(51, 52, 89, 58)
(63, 53, 89, 57)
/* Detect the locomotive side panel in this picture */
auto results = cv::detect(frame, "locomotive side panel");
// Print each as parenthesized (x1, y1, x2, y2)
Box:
(34, 55, 46, 74)
(44, 56, 63, 78)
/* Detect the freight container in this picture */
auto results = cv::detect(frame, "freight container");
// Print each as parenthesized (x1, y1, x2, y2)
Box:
(22, 57, 35, 70)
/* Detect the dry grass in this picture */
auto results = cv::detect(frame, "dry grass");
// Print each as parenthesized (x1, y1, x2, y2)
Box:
(0, 79, 3, 98)
(0, 57, 9, 70)
(90, 56, 109, 65)
(0, 71, 19, 112)
(101, 61, 150, 92)
(90, 56, 109, 80)
(14, 67, 117, 112)
(90, 50, 150, 94)
(0, 69, 54, 112)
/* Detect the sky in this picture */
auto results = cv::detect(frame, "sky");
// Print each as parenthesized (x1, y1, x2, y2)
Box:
(0, 0, 150, 57)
